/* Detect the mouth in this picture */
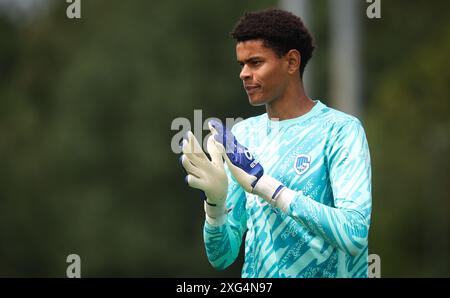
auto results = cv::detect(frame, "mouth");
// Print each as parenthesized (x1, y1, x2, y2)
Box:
(244, 85, 261, 95)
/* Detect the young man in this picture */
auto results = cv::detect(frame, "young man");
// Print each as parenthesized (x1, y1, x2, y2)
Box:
(181, 8, 372, 277)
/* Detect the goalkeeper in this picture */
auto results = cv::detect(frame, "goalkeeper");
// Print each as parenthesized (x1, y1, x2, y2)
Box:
(180, 8, 372, 277)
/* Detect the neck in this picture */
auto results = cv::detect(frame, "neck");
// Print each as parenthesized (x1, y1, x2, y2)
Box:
(265, 80, 315, 120)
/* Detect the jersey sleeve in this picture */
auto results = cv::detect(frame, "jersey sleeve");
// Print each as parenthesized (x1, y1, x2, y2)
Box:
(285, 119, 372, 256)
(203, 157, 248, 269)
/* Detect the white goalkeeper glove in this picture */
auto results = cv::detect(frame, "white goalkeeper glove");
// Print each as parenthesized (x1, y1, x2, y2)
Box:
(208, 120, 295, 211)
(180, 131, 228, 224)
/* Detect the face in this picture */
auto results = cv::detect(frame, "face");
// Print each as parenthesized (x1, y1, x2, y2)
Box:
(236, 40, 290, 106)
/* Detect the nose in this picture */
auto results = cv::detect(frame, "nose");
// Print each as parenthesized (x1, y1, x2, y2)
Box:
(239, 64, 251, 81)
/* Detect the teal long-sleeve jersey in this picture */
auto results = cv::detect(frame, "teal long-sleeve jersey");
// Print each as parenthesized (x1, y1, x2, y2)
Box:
(203, 100, 372, 278)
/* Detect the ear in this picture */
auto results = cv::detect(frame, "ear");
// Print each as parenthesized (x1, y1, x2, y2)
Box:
(286, 49, 301, 75)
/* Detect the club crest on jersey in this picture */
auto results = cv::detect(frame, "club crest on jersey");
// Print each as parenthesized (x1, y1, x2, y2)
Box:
(294, 154, 311, 175)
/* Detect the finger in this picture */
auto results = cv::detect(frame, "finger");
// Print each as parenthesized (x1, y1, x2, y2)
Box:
(206, 136, 224, 167)
(221, 153, 256, 193)
(181, 154, 202, 178)
(188, 131, 207, 159)
(181, 131, 194, 154)
(186, 174, 205, 191)
(208, 119, 235, 154)
(221, 148, 234, 168)
(186, 131, 208, 161)
(208, 120, 218, 135)
(181, 133, 201, 163)
(208, 119, 223, 139)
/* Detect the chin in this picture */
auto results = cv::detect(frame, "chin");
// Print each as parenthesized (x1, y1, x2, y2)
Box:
(248, 95, 267, 106)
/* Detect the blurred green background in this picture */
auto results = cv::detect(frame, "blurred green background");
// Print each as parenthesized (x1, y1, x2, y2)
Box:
(0, 0, 449, 277)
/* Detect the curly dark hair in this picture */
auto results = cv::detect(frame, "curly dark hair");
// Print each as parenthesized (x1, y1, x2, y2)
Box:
(231, 8, 315, 78)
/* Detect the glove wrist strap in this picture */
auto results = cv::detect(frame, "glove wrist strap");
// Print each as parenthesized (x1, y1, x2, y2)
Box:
(204, 201, 227, 226)
(253, 175, 295, 212)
